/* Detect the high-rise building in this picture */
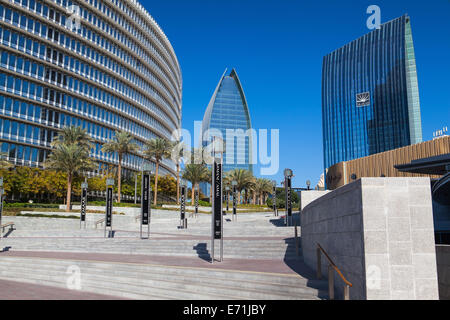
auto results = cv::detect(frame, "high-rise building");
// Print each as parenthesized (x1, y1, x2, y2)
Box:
(202, 68, 253, 173)
(0, 0, 182, 178)
(322, 14, 422, 171)
(200, 68, 252, 196)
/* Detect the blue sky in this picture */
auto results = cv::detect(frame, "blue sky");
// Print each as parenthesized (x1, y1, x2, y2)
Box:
(141, 0, 450, 187)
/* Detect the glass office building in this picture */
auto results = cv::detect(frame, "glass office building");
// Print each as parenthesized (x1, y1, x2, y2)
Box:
(322, 14, 422, 171)
(0, 0, 182, 177)
(200, 69, 252, 196)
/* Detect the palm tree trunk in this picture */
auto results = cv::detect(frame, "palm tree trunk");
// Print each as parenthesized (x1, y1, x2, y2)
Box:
(253, 192, 256, 205)
(66, 173, 72, 213)
(117, 154, 122, 203)
(176, 163, 180, 205)
(191, 183, 195, 205)
(210, 184, 212, 203)
(238, 191, 241, 205)
(153, 161, 159, 205)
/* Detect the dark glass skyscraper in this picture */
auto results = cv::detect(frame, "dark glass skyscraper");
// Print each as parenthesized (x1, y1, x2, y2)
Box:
(322, 14, 422, 171)
(0, 0, 182, 178)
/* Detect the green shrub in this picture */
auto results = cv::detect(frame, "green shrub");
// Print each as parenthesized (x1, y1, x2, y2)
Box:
(4, 203, 60, 209)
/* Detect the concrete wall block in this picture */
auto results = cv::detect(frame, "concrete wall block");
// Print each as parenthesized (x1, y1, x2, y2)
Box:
(415, 278, 439, 300)
(410, 206, 434, 230)
(363, 207, 387, 231)
(388, 241, 413, 266)
(412, 229, 437, 254)
(365, 254, 390, 280)
(413, 254, 438, 279)
(387, 217, 411, 242)
(385, 190, 410, 218)
(362, 186, 386, 208)
(408, 186, 433, 207)
(365, 279, 391, 300)
(390, 266, 415, 291)
(364, 231, 388, 254)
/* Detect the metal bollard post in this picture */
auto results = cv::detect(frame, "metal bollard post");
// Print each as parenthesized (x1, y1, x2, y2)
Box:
(328, 265, 335, 300)
(344, 284, 350, 300)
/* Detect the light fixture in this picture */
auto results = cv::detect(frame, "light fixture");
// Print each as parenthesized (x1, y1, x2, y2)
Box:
(284, 168, 293, 178)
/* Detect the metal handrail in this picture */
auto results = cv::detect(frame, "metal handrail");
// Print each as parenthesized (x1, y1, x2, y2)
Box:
(317, 243, 352, 300)
(95, 218, 105, 229)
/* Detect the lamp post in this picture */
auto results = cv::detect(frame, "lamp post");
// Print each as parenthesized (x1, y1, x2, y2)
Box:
(232, 181, 237, 221)
(225, 186, 230, 212)
(272, 180, 277, 217)
(80, 180, 88, 229)
(306, 180, 311, 191)
(284, 168, 293, 226)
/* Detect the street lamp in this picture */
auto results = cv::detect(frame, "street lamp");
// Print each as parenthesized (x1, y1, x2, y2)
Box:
(306, 180, 311, 190)
(225, 186, 230, 211)
(232, 180, 237, 221)
(271, 180, 277, 216)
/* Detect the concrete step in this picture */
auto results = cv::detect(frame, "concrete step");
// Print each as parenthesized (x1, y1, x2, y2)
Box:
(0, 257, 326, 300)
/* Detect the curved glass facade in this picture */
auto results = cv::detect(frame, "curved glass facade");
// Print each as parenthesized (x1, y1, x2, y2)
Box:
(0, 0, 182, 177)
(322, 14, 422, 171)
(202, 68, 252, 173)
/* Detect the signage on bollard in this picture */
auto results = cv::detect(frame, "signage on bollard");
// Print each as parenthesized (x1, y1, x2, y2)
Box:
(140, 171, 151, 239)
(284, 169, 293, 226)
(272, 181, 277, 217)
(180, 184, 186, 228)
(211, 157, 224, 263)
(105, 178, 114, 238)
(80, 182, 88, 229)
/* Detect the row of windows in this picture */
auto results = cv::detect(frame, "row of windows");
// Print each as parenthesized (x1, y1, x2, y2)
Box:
(0, 118, 142, 170)
(0, 78, 167, 147)
(0, 55, 173, 140)
(1, 0, 181, 112)
(0, 15, 179, 125)
(79, 0, 181, 83)
(0, 43, 176, 133)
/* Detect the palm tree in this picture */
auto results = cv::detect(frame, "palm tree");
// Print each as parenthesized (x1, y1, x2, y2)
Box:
(0, 143, 13, 170)
(53, 126, 92, 150)
(254, 178, 273, 205)
(102, 131, 139, 203)
(144, 138, 173, 205)
(182, 163, 209, 205)
(45, 131, 95, 212)
(226, 169, 254, 204)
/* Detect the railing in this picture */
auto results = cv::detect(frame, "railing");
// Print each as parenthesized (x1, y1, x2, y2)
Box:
(317, 243, 352, 300)
(94, 218, 105, 229)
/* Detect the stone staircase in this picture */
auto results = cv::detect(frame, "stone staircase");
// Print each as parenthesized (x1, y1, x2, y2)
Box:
(0, 256, 327, 300)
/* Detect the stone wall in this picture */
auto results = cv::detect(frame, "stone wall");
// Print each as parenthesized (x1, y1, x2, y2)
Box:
(436, 245, 450, 300)
(301, 177, 439, 300)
